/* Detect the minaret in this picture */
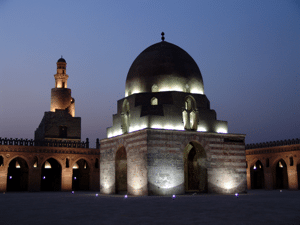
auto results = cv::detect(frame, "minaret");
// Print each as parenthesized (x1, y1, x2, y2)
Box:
(50, 57, 75, 117)
(35, 57, 81, 141)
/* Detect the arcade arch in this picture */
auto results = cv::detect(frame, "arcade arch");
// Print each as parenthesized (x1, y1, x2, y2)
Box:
(7, 157, 29, 191)
(250, 160, 264, 189)
(273, 159, 288, 189)
(72, 159, 90, 191)
(41, 158, 62, 191)
(115, 146, 127, 194)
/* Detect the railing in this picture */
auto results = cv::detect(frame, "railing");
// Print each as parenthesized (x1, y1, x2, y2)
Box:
(246, 138, 300, 150)
(0, 137, 101, 149)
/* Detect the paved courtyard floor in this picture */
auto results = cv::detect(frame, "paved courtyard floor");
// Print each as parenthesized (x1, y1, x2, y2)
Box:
(0, 190, 299, 225)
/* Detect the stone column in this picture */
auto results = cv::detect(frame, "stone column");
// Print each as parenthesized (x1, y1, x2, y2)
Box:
(264, 167, 273, 190)
(246, 166, 251, 190)
(28, 167, 41, 191)
(61, 168, 73, 191)
(0, 167, 8, 192)
(287, 165, 298, 190)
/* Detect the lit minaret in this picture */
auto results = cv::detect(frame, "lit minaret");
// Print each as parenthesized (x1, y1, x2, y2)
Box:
(50, 57, 75, 117)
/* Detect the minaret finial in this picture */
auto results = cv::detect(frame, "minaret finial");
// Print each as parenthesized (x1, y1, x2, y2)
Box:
(61, 55, 63, 58)
(161, 32, 165, 41)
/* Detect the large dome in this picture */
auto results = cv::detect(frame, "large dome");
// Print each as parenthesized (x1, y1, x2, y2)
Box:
(125, 41, 204, 97)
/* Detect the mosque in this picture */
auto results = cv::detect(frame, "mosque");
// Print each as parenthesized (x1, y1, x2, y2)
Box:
(0, 33, 299, 194)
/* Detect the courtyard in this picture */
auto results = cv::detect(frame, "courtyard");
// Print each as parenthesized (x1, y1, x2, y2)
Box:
(1, 190, 299, 225)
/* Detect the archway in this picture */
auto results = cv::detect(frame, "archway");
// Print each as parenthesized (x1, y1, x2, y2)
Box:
(7, 157, 29, 191)
(184, 141, 207, 193)
(72, 159, 90, 191)
(273, 159, 288, 189)
(250, 160, 264, 189)
(115, 146, 127, 194)
(41, 158, 61, 191)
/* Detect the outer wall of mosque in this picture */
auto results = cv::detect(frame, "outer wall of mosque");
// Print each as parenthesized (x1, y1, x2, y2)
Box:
(246, 140, 300, 190)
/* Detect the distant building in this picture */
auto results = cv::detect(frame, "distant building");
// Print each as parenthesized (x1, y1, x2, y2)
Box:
(100, 34, 247, 195)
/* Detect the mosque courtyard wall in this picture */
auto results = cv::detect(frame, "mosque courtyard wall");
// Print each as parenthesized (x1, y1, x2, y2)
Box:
(246, 140, 300, 191)
(0, 142, 100, 192)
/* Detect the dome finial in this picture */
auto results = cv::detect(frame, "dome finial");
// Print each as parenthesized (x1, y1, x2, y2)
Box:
(161, 32, 165, 41)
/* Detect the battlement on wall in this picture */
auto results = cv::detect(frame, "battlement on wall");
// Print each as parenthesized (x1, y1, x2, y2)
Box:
(0, 137, 100, 149)
(246, 138, 300, 150)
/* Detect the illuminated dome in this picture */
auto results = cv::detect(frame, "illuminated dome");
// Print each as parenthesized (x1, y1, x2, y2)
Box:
(125, 41, 204, 97)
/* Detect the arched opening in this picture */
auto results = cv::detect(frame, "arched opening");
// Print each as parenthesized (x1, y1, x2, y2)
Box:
(41, 158, 61, 191)
(66, 158, 69, 168)
(121, 100, 130, 134)
(95, 158, 99, 169)
(152, 84, 158, 92)
(0, 155, 4, 166)
(151, 97, 158, 105)
(72, 159, 90, 191)
(7, 157, 29, 191)
(183, 96, 198, 130)
(115, 146, 127, 194)
(273, 159, 288, 189)
(184, 141, 207, 193)
(250, 160, 264, 189)
(188, 148, 198, 190)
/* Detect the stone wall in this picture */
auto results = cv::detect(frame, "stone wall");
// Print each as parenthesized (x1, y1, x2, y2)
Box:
(100, 128, 246, 196)
(246, 143, 300, 190)
(0, 145, 99, 192)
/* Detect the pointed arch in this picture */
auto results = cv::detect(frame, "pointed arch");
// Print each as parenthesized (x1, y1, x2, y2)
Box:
(0, 155, 4, 166)
(151, 97, 158, 105)
(41, 158, 62, 191)
(115, 145, 127, 194)
(250, 160, 264, 189)
(183, 95, 198, 130)
(72, 158, 90, 191)
(183, 141, 207, 193)
(272, 159, 288, 189)
(7, 157, 29, 191)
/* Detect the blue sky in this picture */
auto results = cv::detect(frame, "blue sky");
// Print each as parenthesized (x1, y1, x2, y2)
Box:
(0, 0, 299, 147)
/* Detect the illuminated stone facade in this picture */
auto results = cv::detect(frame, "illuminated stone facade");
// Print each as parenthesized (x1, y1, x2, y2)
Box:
(101, 36, 247, 196)
(246, 139, 300, 190)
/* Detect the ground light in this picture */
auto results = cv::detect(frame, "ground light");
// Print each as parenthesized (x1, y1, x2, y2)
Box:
(124, 195, 128, 198)
(172, 195, 176, 200)
(235, 193, 239, 198)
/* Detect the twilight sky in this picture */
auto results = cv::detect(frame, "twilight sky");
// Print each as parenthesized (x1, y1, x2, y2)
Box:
(0, 0, 299, 148)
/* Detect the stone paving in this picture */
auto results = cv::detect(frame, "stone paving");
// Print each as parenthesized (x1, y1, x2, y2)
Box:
(1, 190, 299, 225)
